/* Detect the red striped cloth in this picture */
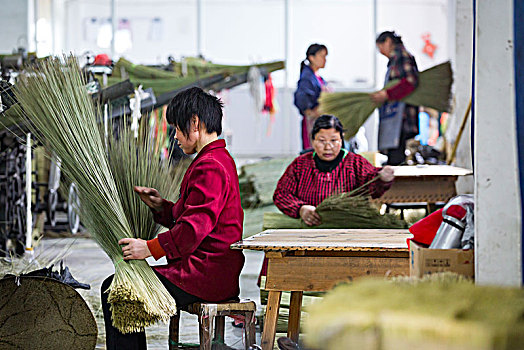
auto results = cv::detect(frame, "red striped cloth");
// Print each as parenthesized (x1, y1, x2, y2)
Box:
(273, 152, 393, 218)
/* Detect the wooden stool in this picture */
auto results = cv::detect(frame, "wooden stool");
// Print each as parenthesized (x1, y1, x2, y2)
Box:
(169, 300, 257, 350)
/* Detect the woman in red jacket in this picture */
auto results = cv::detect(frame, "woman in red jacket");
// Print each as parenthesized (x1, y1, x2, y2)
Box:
(274, 114, 394, 225)
(101, 87, 244, 350)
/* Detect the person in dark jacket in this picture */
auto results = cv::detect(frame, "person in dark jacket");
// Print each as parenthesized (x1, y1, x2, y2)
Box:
(101, 87, 244, 350)
(294, 43, 328, 150)
(371, 31, 420, 165)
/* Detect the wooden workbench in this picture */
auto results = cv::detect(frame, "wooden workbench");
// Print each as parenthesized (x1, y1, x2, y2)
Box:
(231, 228, 413, 350)
(374, 165, 473, 211)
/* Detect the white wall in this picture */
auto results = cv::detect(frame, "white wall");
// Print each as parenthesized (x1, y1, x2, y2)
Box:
(447, 0, 474, 194)
(17, 0, 452, 157)
(0, 0, 32, 53)
(474, 0, 522, 286)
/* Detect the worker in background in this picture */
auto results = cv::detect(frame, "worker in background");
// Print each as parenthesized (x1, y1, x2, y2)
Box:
(101, 87, 245, 350)
(371, 31, 420, 165)
(273, 114, 394, 225)
(257, 114, 394, 284)
(294, 43, 329, 151)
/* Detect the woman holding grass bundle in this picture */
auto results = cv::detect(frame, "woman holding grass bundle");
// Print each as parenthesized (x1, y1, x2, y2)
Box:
(101, 87, 245, 350)
(294, 43, 329, 150)
(371, 31, 420, 165)
(273, 114, 394, 226)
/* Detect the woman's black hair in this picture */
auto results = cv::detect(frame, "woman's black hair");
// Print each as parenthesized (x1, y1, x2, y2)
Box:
(311, 114, 345, 140)
(166, 87, 224, 137)
(376, 31, 403, 44)
(300, 43, 328, 73)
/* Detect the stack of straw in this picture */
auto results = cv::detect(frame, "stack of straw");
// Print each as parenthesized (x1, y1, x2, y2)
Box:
(264, 180, 407, 230)
(14, 56, 185, 333)
(305, 274, 524, 350)
(108, 57, 285, 96)
(320, 61, 453, 139)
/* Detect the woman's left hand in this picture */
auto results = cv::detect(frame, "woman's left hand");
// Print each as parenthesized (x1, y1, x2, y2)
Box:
(378, 166, 395, 182)
(119, 238, 152, 260)
(370, 90, 388, 104)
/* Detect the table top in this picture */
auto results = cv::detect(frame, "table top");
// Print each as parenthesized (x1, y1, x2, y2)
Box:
(231, 229, 413, 252)
(392, 165, 472, 177)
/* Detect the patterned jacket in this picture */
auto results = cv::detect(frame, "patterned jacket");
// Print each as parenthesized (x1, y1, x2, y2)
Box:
(385, 44, 420, 139)
(273, 151, 393, 218)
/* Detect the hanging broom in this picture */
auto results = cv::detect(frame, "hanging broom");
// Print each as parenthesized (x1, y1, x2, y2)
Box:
(319, 61, 453, 139)
(14, 56, 185, 333)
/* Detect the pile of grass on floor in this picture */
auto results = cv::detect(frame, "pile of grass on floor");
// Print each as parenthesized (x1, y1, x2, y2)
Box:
(305, 273, 524, 350)
(264, 193, 407, 230)
(239, 157, 294, 208)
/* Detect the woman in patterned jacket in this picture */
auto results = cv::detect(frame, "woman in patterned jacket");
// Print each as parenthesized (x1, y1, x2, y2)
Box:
(371, 31, 420, 165)
(273, 114, 394, 226)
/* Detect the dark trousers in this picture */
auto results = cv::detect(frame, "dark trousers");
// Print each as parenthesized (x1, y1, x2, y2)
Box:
(385, 130, 411, 165)
(101, 271, 204, 350)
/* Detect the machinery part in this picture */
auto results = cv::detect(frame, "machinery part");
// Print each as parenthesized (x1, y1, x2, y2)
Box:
(67, 183, 81, 235)
(46, 190, 58, 227)
(45, 155, 61, 228)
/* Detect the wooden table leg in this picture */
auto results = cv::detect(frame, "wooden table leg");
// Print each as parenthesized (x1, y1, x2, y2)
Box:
(287, 291, 303, 343)
(261, 290, 282, 350)
(427, 202, 438, 214)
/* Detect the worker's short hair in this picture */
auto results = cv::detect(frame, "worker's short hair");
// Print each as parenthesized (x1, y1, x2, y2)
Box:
(166, 87, 224, 137)
(312, 114, 345, 140)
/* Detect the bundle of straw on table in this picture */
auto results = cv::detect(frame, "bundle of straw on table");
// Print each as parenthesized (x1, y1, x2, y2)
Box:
(14, 56, 184, 333)
(263, 180, 407, 230)
(319, 61, 453, 139)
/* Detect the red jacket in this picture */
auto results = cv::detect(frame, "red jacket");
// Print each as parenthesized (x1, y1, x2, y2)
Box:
(273, 151, 392, 218)
(147, 139, 245, 302)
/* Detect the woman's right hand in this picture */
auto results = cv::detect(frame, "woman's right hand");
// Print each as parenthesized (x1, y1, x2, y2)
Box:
(299, 205, 322, 226)
(134, 186, 164, 212)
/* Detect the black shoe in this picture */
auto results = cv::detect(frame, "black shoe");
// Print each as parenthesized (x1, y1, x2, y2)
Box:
(277, 337, 300, 350)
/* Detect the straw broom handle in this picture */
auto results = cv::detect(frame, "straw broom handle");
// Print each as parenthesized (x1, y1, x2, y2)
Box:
(447, 98, 471, 165)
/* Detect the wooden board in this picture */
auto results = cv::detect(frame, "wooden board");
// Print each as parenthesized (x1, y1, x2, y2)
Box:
(265, 256, 410, 291)
(374, 176, 458, 204)
(392, 165, 472, 177)
(231, 229, 412, 251)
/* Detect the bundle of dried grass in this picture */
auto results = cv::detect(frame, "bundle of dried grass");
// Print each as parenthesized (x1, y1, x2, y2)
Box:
(14, 56, 184, 333)
(320, 61, 453, 139)
(305, 274, 524, 350)
(263, 182, 407, 230)
(108, 58, 286, 96)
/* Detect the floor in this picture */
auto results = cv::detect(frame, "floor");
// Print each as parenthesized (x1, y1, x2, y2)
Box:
(33, 236, 265, 349)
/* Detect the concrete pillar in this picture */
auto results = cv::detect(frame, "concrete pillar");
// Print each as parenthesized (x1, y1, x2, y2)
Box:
(447, 0, 474, 194)
(474, 0, 522, 286)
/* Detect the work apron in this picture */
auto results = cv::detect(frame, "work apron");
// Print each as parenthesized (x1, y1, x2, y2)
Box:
(378, 67, 405, 151)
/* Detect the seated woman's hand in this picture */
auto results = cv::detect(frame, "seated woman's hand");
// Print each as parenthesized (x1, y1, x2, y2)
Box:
(134, 186, 164, 212)
(378, 166, 395, 182)
(299, 205, 322, 226)
(119, 238, 152, 260)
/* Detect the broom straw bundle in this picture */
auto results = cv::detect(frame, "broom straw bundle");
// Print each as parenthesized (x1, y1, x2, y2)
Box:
(264, 178, 407, 230)
(14, 56, 183, 333)
(320, 61, 453, 139)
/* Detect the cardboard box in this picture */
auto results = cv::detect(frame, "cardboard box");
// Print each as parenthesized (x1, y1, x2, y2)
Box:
(409, 241, 474, 278)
